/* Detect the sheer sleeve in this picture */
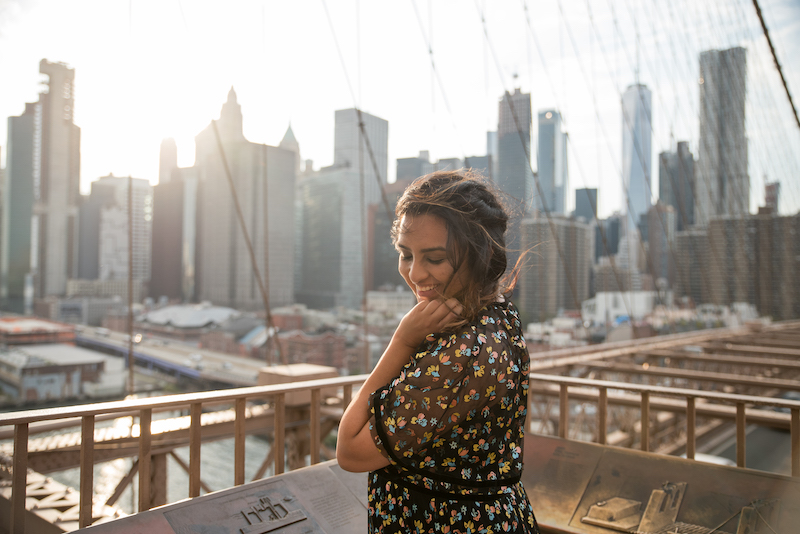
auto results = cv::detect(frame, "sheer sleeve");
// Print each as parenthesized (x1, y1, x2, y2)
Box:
(367, 312, 522, 473)
(368, 327, 475, 465)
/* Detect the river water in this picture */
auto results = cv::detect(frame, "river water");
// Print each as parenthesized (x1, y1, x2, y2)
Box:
(49, 424, 275, 514)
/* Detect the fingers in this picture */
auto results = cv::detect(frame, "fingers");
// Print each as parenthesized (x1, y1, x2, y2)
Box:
(422, 298, 462, 328)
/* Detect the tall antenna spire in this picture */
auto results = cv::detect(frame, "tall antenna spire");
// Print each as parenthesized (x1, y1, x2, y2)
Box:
(634, 3, 639, 85)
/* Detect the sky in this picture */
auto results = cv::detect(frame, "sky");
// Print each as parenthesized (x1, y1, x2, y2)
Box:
(1, 0, 799, 219)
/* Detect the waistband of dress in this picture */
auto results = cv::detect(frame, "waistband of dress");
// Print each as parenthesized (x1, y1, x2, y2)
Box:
(375, 467, 521, 502)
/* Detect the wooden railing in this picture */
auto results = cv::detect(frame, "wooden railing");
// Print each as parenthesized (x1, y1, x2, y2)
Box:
(3, 372, 799, 533)
(0, 375, 365, 533)
(528, 372, 800, 476)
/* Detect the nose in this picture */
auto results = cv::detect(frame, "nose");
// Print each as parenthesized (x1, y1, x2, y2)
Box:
(408, 258, 428, 285)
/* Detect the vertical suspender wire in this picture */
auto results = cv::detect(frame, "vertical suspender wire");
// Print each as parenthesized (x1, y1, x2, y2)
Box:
(128, 175, 135, 397)
(261, 144, 274, 366)
(320, 0, 394, 222)
(410, 0, 469, 161)
(211, 120, 286, 365)
(476, 2, 585, 324)
(586, 0, 714, 323)
(661, 0, 741, 308)
(360, 116, 371, 373)
(261, 6, 270, 366)
(519, 0, 635, 323)
(356, 0, 372, 375)
(696, 0, 756, 306)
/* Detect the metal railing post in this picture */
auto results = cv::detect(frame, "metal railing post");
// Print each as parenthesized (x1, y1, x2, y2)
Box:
(310, 388, 321, 465)
(274, 393, 286, 475)
(597, 387, 608, 445)
(792, 408, 799, 477)
(736, 402, 746, 468)
(559, 384, 569, 438)
(138, 409, 152, 512)
(641, 391, 650, 452)
(235, 398, 246, 486)
(686, 397, 696, 460)
(189, 403, 202, 497)
(11, 423, 28, 534)
(80, 415, 95, 527)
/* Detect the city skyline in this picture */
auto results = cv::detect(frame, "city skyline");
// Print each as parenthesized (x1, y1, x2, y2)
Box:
(1, 0, 799, 220)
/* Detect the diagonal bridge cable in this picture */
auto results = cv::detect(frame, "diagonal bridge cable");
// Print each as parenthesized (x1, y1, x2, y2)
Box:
(211, 120, 287, 365)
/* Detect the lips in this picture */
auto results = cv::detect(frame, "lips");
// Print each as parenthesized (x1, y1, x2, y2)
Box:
(415, 285, 440, 300)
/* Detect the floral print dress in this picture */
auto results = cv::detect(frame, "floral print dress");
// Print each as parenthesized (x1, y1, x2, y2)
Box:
(367, 300, 539, 533)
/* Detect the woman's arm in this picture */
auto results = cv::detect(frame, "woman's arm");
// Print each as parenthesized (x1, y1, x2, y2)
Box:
(336, 298, 461, 472)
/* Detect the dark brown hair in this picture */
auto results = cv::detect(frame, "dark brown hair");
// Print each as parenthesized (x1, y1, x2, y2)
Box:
(392, 169, 515, 325)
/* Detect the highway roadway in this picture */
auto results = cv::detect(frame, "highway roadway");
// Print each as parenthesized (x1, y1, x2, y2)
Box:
(76, 326, 264, 387)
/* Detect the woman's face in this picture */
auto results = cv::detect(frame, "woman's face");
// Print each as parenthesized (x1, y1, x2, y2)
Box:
(395, 213, 465, 302)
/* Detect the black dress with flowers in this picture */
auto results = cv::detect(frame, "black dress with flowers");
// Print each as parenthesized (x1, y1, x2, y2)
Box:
(367, 300, 539, 533)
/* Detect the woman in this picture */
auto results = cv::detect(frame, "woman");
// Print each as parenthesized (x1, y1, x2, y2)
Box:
(337, 170, 539, 533)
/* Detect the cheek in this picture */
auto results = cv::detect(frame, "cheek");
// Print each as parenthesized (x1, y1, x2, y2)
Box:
(436, 264, 456, 283)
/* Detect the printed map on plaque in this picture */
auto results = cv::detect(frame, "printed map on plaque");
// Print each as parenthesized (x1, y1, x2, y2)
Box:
(164, 478, 314, 534)
(80, 461, 367, 534)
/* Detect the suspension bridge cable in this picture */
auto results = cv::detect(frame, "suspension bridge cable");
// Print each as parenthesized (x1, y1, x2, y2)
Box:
(518, 0, 635, 321)
(601, 0, 716, 313)
(555, 0, 676, 311)
(319, 0, 394, 222)
(717, 0, 796, 209)
(476, 1, 586, 322)
(410, 0, 469, 160)
(730, 0, 800, 210)
(752, 0, 800, 131)
(605, 0, 754, 311)
(211, 120, 287, 365)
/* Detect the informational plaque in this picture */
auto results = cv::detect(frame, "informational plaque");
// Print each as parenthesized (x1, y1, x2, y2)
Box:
(522, 434, 800, 534)
(82, 461, 368, 534)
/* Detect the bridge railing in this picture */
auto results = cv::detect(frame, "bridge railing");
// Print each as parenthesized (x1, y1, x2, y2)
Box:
(3, 372, 799, 533)
(0, 375, 365, 533)
(528, 372, 800, 476)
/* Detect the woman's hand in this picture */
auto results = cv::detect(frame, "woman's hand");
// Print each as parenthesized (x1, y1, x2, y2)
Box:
(336, 297, 462, 472)
(393, 297, 463, 351)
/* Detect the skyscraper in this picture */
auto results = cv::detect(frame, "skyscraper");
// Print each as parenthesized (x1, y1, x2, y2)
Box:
(764, 182, 780, 213)
(519, 215, 594, 322)
(658, 141, 695, 232)
(193, 89, 296, 310)
(496, 89, 533, 212)
(695, 47, 748, 227)
(1, 60, 81, 313)
(85, 175, 153, 282)
(497, 89, 533, 276)
(621, 83, 652, 237)
(333, 108, 388, 209)
(159, 138, 178, 184)
(675, 228, 707, 306)
(150, 168, 197, 302)
(537, 109, 568, 215)
(2, 103, 35, 313)
(575, 188, 597, 222)
(646, 202, 676, 287)
(296, 109, 389, 310)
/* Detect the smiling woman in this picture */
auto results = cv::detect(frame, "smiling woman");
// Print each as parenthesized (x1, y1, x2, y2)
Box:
(337, 170, 540, 533)
(395, 213, 465, 302)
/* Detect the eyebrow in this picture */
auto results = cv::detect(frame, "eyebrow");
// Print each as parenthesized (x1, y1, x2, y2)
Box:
(396, 244, 447, 253)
